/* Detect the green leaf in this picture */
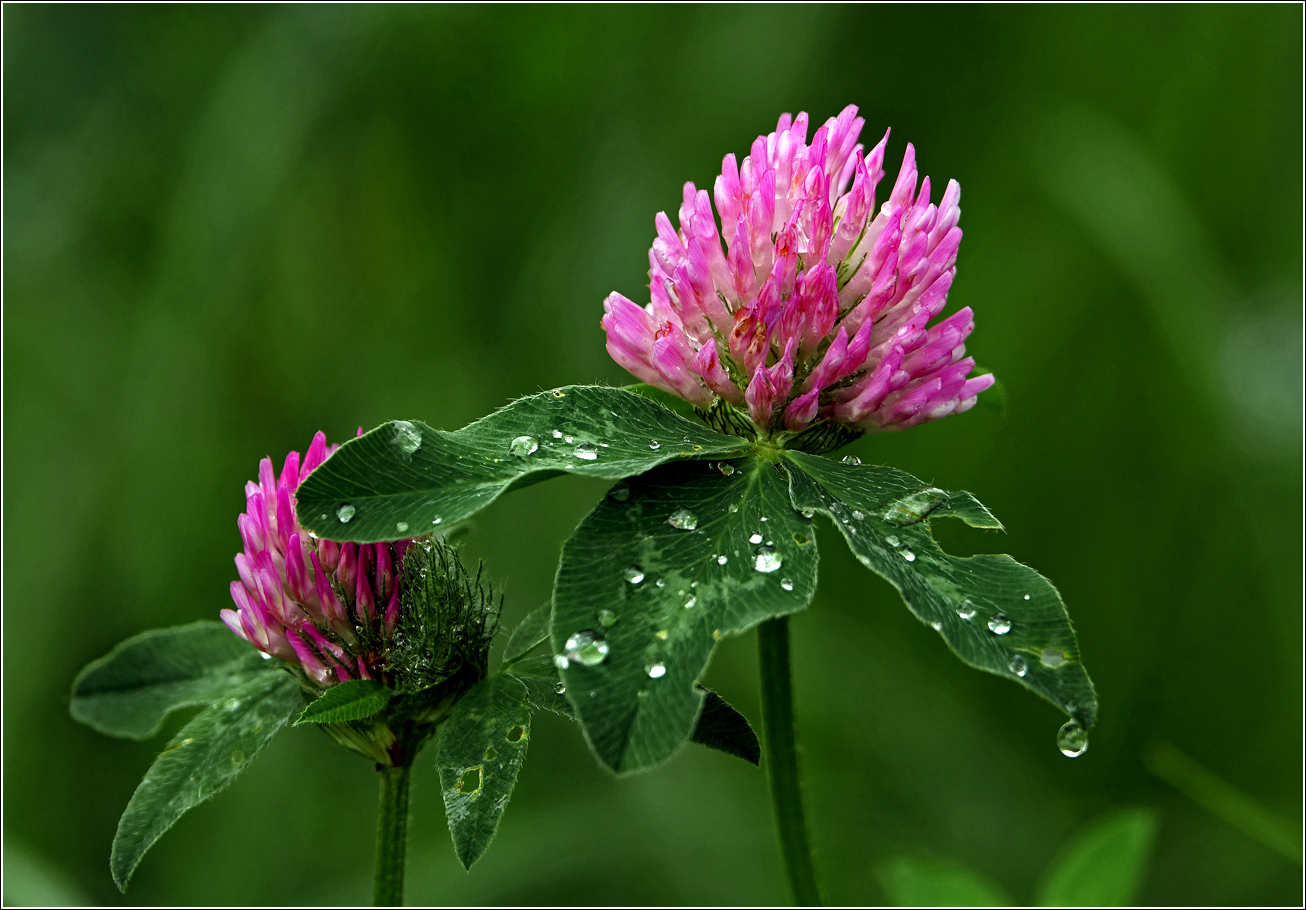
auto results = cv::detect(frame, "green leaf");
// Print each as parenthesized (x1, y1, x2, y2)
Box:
(1038, 808, 1159, 906)
(110, 669, 301, 891)
(875, 856, 1010, 907)
(502, 603, 551, 666)
(552, 456, 817, 773)
(505, 654, 574, 719)
(295, 386, 750, 543)
(293, 679, 392, 725)
(436, 673, 533, 870)
(690, 688, 760, 766)
(784, 451, 1097, 729)
(70, 621, 272, 740)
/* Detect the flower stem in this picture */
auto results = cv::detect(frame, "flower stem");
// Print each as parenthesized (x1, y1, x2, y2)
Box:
(758, 616, 822, 906)
(373, 763, 411, 906)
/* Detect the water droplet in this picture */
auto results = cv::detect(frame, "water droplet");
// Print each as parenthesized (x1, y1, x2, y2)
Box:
(882, 488, 950, 526)
(667, 508, 699, 530)
(392, 420, 422, 455)
(224, 698, 241, 711)
(852, 510, 865, 521)
(337, 504, 356, 523)
(259, 651, 273, 660)
(552, 429, 563, 438)
(649, 440, 661, 450)
(885, 535, 900, 548)
(564, 435, 574, 444)
(554, 682, 566, 695)
(624, 566, 645, 584)
(1040, 648, 1066, 668)
(841, 455, 862, 465)
(718, 462, 735, 476)
(553, 655, 569, 670)
(1009, 655, 1028, 677)
(646, 661, 667, 679)
(716, 555, 728, 565)
(574, 442, 599, 461)
(748, 532, 763, 545)
(396, 521, 409, 533)
(759, 516, 768, 522)
(754, 546, 783, 573)
(956, 599, 977, 620)
(609, 484, 631, 502)
(597, 609, 617, 627)
(655, 578, 665, 588)
(780, 578, 794, 591)
(988, 613, 1012, 635)
(1057, 720, 1089, 757)
(655, 629, 669, 640)
(931, 620, 943, 631)
(1023, 593, 1032, 601)
(728, 503, 740, 513)
(902, 549, 916, 562)
(432, 516, 443, 525)
(231, 750, 245, 763)
(509, 435, 539, 457)
(829, 502, 842, 515)
(684, 596, 697, 609)
(564, 630, 609, 667)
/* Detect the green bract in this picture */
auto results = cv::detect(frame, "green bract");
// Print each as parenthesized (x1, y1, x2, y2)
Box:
(298, 385, 1098, 775)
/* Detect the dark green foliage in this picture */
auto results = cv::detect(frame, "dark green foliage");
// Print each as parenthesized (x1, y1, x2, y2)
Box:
(552, 456, 818, 773)
(69, 622, 272, 740)
(294, 387, 750, 543)
(109, 670, 302, 891)
(435, 674, 533, 870)
(294, 679, 393, 725)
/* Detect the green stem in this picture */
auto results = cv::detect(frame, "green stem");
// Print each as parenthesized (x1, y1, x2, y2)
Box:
(373, 763, 411, 906)
(758, 616, 822, 906)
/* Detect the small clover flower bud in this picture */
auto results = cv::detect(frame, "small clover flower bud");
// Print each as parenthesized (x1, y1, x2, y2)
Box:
(602, 105, 995, 441)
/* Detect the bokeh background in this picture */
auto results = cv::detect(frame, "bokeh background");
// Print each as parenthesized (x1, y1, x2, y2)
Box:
(4, 4, 1302, 906)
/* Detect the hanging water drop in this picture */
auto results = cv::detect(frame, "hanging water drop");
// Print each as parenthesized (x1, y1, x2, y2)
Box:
(574, 442, 598, 461)
(597, 609, 617, 628)
(337, 504, 356, 523)
(841, 455, 862, 465)
(1008, 655, 1028, 677)
(1056, 720, 1089, 757)
(988, 613, 1012, 635)
(392, 420, 423, 455)
(646, 661, 667, 679)
(754, 546, 783, 573)
(508, 435, 538, 457)
(624, 566, 645, 584)
(667, 508, 699, 530)
(780, 578, 794, 591)
(564, 630, 610, 667)
(956, 599, 977, 620)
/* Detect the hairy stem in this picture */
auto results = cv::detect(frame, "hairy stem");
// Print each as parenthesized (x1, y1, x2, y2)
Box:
(758, 616, 822, 906)
(373, 764, 411, 906)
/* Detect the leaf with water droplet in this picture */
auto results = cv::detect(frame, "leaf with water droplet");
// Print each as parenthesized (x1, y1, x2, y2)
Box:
(108, 669, 300, 891)
(782, 450, 1096, 731)
(70, 621, 274, 740)
(552, 456, 817, 774)
(436, 674, 532, 870)
(296, 390, 749, 543)
(293, 679, 392, 725)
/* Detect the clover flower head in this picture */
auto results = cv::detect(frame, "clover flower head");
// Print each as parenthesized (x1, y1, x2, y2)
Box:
(223, 431, 413, 686)
(602, 105, 994, 436)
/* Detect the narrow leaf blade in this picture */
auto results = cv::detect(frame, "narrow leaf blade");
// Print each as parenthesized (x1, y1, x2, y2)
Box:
(436, 674, 533, 870)
(876, 856, 1010, 907)
(110, 670, 301, 890)
(1038, 808, 1159, 906)
(785, 451, 1097, 729)
(293, 679, 392, 725)
(552, 456, 817, 774)
(295, 386, 749, 543)
(71, 621, 271, 740)
(690, 688, 761, 766)
(502, 603, 551, 666)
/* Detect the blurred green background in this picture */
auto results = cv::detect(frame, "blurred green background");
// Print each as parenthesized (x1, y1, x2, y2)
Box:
(4, 4, 1301, 906)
